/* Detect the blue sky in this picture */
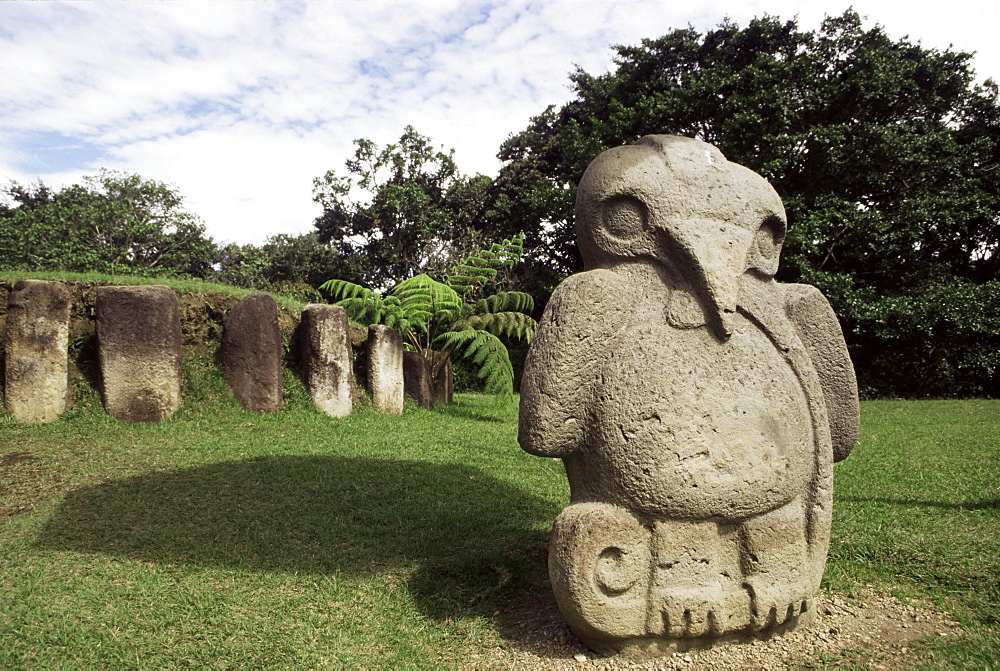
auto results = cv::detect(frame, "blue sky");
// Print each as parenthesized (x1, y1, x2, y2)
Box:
(2, 0, 997, 245)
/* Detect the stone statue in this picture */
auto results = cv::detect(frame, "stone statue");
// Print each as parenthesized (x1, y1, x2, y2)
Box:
(97, 285, 183, 422)
(222, 292, 284, 414)
(519, 136, 859, 656)
(4, 280, 71, 423)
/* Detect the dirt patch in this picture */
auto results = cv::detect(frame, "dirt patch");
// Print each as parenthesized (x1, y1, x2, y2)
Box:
(1, 451, 40, 467)
(177, 292, 240, 348)
(476, 589, 960, 670)
(0, 450, 47, 518)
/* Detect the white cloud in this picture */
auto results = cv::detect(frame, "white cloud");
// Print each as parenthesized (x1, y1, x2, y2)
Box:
(103, 124, 332, 244)
(2, 0, 996, 245)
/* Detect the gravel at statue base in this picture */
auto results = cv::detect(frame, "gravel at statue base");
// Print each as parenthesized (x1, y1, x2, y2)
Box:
(470, 588, 959, 670)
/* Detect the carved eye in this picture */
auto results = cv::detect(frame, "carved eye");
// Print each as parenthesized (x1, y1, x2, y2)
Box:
(747, 215, 785, 276)
(601, 195, 648, 241)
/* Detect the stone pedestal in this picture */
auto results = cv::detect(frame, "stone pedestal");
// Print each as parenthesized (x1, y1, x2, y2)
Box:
(428, 350, 453, 405)
(300, 304, 353, 418)
(97, 285, 182, 422)
(3, 280, 71, 423)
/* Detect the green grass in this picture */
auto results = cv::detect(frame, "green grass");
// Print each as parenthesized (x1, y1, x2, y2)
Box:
(1, 368, 997, 667)
(0, 270, 307, 309)
(825, 399, 1000, 668)
(1, 368, 566, 668)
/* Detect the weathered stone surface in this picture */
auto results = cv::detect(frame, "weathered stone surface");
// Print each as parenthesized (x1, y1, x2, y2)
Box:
(367, 324, 403, 414)
(428, 350, 453, 405)
(402, 350, 454, 408)
(97, 285, 182, 422)
(221, 292, 283, 413)
(300, 304, 353, 418)
(519, 135, 860, 656)
(783, 284, 861, 462)
(3, 280, 71, 423)
(403, 350, 433, 409)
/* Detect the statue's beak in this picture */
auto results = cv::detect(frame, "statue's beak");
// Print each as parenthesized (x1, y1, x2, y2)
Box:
(659, 219, 754, 341)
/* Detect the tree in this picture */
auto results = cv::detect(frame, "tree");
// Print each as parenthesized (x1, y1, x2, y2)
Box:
(214, 232, 365, 301)
(491, 10, 1000, 397)
(213, 242, 270, 290)
(312, 126, 493, 290)
(0, 171, 216, 278)
(319, 234, 537, 398)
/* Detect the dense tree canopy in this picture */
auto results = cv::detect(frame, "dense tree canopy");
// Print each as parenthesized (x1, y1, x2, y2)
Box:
(0, 171, 216, 278)
(312, 125, 493, 290)
(490, 10, 1000, 397)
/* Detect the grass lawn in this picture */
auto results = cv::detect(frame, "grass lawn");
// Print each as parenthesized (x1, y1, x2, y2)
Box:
(826, 398, 999, 668)
(1, 365, 997, 668)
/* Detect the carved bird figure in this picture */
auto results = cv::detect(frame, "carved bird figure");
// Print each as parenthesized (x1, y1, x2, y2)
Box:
(519, 135, 859, 655)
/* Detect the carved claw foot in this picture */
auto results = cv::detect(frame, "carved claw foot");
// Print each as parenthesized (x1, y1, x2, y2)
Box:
(648, 585, 752, 638)
(743, 574, 815, 631)
(739, 497, 817, 632)
(645, 517, 751, 637)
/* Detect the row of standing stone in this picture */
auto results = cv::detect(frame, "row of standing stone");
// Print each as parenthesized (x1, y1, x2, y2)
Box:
(2, 280, 406, 423)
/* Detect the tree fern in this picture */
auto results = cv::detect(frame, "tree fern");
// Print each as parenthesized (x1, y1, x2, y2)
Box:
(434, 328, 513, 395)
(447, 232, 525, 298)
(319, 233, 536, 399)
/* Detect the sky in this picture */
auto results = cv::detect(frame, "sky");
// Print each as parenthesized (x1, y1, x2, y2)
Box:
(2, 0, 997, 246)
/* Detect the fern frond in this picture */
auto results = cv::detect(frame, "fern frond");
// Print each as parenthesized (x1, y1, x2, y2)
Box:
(434, 328, 514, 395)
(319, 279, 377, 302)
(434, 328, 481, 350)
(446, 232, 526, 297)
(472, 291, 535, 315)
(453, 311, 536, 343)
(391, 315, 414, 337)
(333, 295, 384, 324)
(432, 308, 460, 325)
(393, 274, 462, 314)
(451, 266, 498, 281)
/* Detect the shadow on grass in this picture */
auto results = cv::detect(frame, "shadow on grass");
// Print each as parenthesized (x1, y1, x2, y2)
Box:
(36, 455, 556, 620)
(840, 496, 1000, 511)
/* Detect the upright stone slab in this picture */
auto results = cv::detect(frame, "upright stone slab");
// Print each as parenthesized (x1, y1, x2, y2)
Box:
(403, 350, 433, 409)
(3, 280, 71, 423)
(97, 285, 182, 422)
(519, 136, 860, 657)
(403, 350, 453, 408)
(221, 292, 283, 413)
(367, 324, 403, 414)
(428, 350, 453, 405)
(300, 304, 353, 418)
